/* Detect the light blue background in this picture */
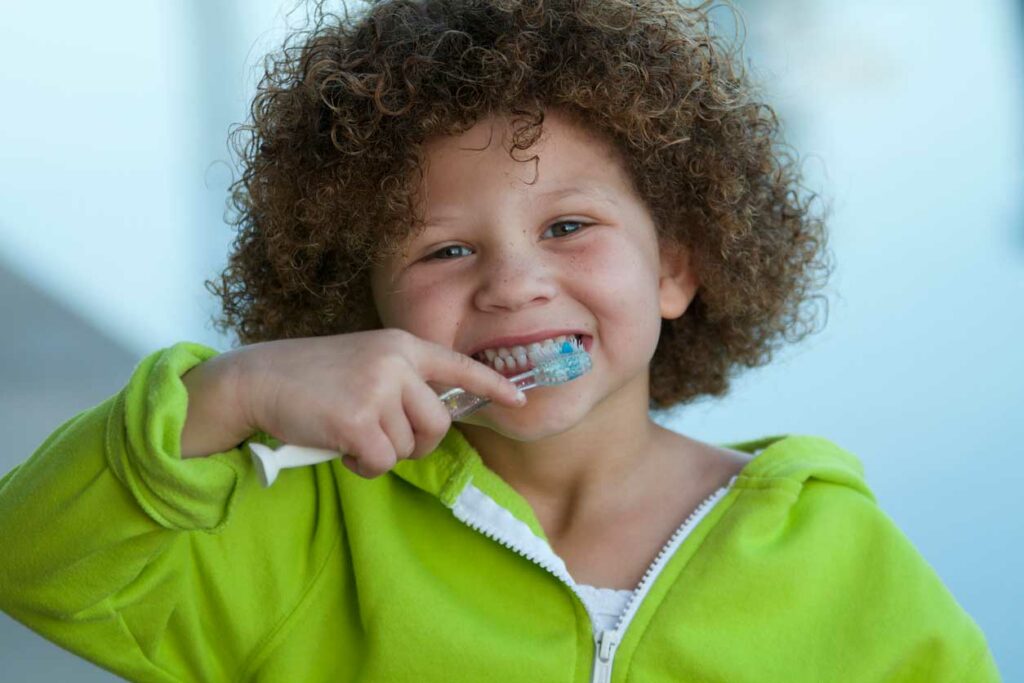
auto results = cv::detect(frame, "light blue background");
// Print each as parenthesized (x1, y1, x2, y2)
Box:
(1, 1, 1020, 680)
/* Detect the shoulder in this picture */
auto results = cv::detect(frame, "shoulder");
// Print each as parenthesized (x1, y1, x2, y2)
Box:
(707, 437, 997, 676)
(653, 428, 755, 492)
(654, 431, 998, 677)
(740, 438, 993, 660)
(666, 432, 869, 495)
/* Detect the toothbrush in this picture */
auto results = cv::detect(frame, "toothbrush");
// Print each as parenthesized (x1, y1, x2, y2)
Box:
(248, 338, 592, 487)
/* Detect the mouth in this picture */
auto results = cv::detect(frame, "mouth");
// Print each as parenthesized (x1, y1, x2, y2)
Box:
(470, 333, 592, 377)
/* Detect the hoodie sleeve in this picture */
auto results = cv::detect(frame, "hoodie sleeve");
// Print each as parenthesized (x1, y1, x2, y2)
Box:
(0, 342, 336, 683)
(851, 495, 1002, 682)
(702, 437, 1002, 682)
(787, 477, 1002, 682)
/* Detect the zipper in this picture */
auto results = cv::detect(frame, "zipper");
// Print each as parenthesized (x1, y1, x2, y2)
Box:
(592, 629, 618, 683)
(451, 475, 737, 683)
(589, 479, 733, 682)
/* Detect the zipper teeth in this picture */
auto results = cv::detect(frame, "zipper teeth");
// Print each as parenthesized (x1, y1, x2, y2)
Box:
(607, 483, 731, 633)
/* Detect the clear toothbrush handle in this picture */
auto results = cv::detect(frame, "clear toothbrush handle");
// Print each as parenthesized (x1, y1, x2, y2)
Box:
(437, 387, 492, 420)
(438, 367, 541, 418)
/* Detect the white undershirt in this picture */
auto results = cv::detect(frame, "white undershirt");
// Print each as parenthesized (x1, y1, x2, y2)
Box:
(573, 584, 636, 632)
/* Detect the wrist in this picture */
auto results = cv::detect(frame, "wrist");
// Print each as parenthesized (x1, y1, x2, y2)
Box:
(180, 350, 254, 459)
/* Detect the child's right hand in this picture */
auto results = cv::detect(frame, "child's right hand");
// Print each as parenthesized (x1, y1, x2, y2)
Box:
(232, 329, 525, 478)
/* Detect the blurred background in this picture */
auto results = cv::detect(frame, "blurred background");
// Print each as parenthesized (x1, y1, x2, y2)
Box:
(0, 0, 1020, 680)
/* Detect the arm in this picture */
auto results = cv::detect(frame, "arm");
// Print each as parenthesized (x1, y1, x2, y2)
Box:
(0, 343, 322, 682)
(801, 481, 1003, 682)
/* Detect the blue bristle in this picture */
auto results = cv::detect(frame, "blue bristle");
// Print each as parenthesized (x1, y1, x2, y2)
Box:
(534, 349, 592, 385)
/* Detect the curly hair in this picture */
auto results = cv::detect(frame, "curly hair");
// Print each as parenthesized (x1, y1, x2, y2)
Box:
(208, 0, 833, 409)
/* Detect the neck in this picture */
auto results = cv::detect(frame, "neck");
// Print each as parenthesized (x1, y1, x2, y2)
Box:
(456, 377, 671, 535)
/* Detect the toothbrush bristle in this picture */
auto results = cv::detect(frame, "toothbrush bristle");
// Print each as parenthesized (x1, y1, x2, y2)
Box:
(531, 348, 592, 386)
(526, 335, 583, 364)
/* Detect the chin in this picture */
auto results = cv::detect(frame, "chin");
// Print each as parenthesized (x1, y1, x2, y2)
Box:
(464, 389, 593, 440)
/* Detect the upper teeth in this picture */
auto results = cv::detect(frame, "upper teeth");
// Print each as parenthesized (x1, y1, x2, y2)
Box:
(475, 335, 579, 372)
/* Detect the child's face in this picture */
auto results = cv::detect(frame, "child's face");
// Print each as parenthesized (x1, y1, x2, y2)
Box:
(370, 109, 697, 440)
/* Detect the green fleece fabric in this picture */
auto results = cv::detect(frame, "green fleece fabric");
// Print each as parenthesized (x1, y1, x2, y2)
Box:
(0, 342, 1001, 682)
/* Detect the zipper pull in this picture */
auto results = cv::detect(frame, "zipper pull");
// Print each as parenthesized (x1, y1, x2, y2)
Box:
(591, 630, 618, 683)
(597, 629, 618, 661)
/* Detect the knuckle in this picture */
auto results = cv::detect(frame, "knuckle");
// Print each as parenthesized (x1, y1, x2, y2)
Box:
(426, 405, 452, 437)
(350, 430, 398, 477)
(411, 435, 438, 460)
(324, 420, 352, 452)
(395, 434, 415, 459)
(345, 407, 377, 432)
(412, 418, 450, 459)
(368, 353, 411, 385)
(359, 452, 397, 478)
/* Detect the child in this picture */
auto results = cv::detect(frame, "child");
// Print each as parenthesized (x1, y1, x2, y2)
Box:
(0, 0, 1000, 681)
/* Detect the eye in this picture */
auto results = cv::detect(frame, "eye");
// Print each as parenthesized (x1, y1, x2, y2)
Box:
(542, 220, 590, 239)
(425, 244, 473, 260)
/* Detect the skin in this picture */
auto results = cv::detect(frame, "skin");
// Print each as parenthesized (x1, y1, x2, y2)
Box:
(371, 109, 750, 588)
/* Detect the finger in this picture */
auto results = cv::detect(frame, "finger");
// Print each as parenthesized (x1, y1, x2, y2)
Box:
(379, 402, 416, 461)
(403, 378, 453, 459)
(414, 343, 525, 408)
(344, 427, 397, 478)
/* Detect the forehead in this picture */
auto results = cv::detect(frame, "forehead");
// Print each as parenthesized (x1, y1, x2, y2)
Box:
(416, 110, 634, 211)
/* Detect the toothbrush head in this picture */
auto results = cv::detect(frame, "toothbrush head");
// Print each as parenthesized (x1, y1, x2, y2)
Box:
(528, 337, 592, 386)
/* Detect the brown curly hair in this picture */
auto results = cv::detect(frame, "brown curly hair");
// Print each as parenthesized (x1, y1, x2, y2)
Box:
(208, 0, 833, 409)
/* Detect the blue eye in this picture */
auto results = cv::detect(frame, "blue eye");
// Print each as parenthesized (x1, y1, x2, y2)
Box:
(427, 244, 473, 260)
(543, 221, 588, 238)
(423, 221, 589, 261)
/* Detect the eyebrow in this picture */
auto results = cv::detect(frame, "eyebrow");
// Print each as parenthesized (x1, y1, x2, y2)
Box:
(423, 184, 620, 225)
(537, 184, 619, 205)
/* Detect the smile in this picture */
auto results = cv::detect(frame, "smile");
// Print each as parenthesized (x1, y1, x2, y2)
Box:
(472, 334, 587, 374)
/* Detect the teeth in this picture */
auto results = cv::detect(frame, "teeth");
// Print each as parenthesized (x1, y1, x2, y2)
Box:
(475, 334, 585, 372)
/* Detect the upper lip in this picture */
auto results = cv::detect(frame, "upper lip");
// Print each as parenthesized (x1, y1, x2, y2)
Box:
(466, 329, 588, 358)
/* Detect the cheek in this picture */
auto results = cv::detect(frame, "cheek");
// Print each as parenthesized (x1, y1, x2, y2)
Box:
(572, 238, 660, 314)
(378, 274, 463, 342)
(572, 237, 664, 360)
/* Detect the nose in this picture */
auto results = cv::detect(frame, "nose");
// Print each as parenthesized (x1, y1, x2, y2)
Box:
(473, 249, 558, 313)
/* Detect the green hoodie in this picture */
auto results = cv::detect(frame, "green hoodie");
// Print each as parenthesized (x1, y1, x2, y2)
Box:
(0, 342, 1000, 682)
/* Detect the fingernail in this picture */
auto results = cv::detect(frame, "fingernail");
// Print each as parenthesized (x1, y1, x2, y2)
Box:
(515, 390, 527, 405)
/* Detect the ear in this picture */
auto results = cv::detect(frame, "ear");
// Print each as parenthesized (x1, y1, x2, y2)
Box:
(658, 239, 700, 320)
